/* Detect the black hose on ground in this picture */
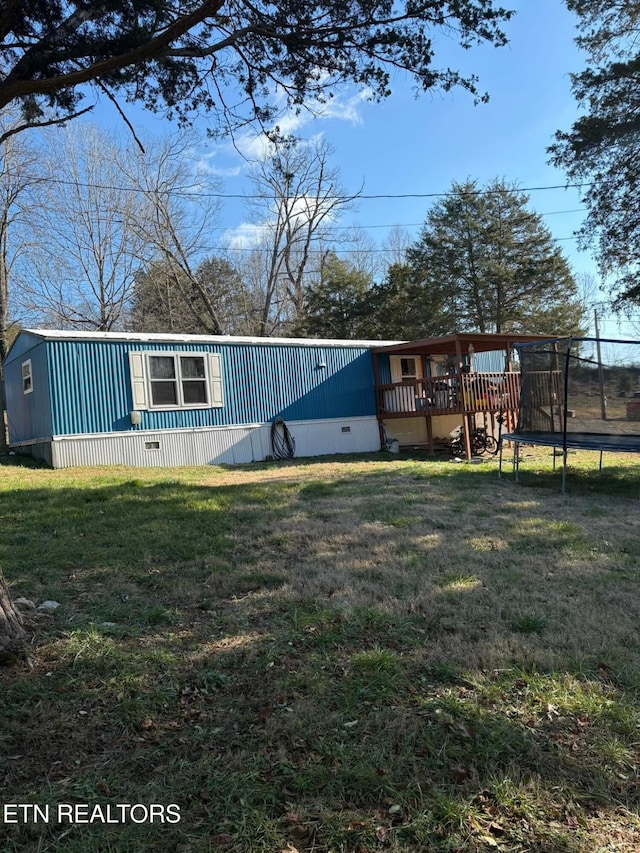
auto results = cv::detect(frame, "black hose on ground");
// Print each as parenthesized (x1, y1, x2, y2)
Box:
(271, 417, 296, 459)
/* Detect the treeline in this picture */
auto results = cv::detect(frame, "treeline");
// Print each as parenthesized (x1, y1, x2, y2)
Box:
(2, 121, 587, 363)
(129, 175, 588, 342)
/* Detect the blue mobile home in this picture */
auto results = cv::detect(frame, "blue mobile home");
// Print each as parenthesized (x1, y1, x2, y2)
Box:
(4, 329, 541, 467)
(3, 330, 393, 468)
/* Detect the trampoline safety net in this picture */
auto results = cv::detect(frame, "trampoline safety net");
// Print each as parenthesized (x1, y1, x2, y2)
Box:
(514, 337, 640, 449)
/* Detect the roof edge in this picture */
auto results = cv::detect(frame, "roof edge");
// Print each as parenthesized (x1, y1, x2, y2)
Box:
(20, 329, 404, 349)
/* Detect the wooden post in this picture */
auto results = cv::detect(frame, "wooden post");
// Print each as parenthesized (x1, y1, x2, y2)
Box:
(455, 338, 463, 373)
(421, 353, 434, 452)
(461, 415, 471, 460)
(372, 352, 386, 449)
(455, 339, 472, 458)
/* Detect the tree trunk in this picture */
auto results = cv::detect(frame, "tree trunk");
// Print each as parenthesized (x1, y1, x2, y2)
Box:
(0, 567, 26, 652)
(0, 374, 7, 453)
(0, 235, 9, 452)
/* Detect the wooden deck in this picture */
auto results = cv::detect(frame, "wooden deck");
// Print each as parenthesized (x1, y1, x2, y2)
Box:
(375, 371, 521, 418)
(375, 371, 521, 458)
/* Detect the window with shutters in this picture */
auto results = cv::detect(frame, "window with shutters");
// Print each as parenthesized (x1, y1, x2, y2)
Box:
(128, 351, 224, 410)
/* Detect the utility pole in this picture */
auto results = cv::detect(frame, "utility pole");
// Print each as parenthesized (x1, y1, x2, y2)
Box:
(594, 309, 607, 421)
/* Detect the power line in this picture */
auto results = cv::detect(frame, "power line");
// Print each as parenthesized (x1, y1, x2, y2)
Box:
(346, 184, 590, 200)
(129, 235, 584, 255)
(4, 172, 591, 201)
(207, 208, 589, 232)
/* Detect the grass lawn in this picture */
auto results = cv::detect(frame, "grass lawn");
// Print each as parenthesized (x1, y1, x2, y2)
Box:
(1, 448, 640, 851)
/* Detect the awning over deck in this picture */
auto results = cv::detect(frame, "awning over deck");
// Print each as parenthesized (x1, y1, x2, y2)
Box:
(372, 332, 556, 357)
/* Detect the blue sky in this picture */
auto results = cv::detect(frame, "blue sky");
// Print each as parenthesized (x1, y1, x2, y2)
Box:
(208, 0, 590, 262)
(93, 0, 631, 339)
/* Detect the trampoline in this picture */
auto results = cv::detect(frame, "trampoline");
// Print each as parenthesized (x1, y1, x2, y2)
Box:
(498, 336, 640, 492)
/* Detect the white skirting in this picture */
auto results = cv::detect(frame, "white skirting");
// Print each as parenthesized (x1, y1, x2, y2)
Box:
(41, 417, 382, 468)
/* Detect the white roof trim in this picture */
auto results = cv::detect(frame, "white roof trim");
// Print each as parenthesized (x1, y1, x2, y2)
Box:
(22, 329, 404, 348)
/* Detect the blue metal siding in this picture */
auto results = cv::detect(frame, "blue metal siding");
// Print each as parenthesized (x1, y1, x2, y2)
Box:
(473, 350, 509, 373)
(4, 338, 53, 443)
(377, 351, 507, 379)
(4, 331, 44, 365)
(48, 340, 133, 435)
(46, 340, 377, 437)
(377, 354, 392, 384)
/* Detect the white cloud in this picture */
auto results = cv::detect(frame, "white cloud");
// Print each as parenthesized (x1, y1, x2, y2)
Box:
(222, 221, 268, 250)
(194, 150, 243, 178)
(186, 86, 371, 175)
(222, 191, 342, 253)
(234, 86, 371, 161)
(234, 132, 273, 161)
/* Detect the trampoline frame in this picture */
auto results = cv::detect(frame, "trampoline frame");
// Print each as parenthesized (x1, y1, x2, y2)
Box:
(497, 336, 640, 493)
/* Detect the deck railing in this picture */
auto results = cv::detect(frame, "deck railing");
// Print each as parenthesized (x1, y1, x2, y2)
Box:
(375, 372, 521, 418)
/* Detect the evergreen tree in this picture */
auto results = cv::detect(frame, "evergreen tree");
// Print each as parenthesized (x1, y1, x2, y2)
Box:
(300, 257, 455, 342)
(550, 1, 640, 308)
(0, 2, 512, 142)
(406, 178, 587, 336)
(296, 254, 374, 340)
(129, 256, 256, 335)
(369, 263, 453, 340)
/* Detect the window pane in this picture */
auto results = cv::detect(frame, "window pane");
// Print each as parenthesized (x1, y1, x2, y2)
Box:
(151, 381, 178, 406)
(22, 361, 32, 393)
(180, 356, 206, 379)
(400, 358, 417, 378)
(183, 381, 207, 404)
(149, 356, 176, 379)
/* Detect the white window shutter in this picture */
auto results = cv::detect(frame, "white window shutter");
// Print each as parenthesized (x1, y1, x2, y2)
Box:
(209, 353, 224, 407)
(128, 352, 148, 409)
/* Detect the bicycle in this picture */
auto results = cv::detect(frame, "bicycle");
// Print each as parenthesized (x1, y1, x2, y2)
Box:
(449, 425, 497, 457)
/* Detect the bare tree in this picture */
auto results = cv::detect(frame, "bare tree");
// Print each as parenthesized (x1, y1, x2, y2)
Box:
(244, 138, 359, 336)
(381, 225, 413, 269)
(20, 124, 147, 330)
(576, 271, 603, 313)
(0, 113, 45, 650)
(327, 224, 377, 284)
(0, 122, 41, 359)
(0, 113, 44, 455)
(18, 125, 228, 335)
(123, 132, 226, 334)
